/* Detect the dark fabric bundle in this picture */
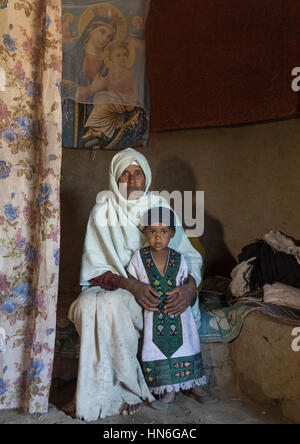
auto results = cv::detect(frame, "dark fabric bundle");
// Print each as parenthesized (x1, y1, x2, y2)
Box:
(238, 240, 300, 291)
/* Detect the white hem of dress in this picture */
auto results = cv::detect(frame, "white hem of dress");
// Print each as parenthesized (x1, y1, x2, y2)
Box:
(149, 375, 207, 395)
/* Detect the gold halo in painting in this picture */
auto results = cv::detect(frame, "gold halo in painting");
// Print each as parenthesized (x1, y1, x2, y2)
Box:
(78, 2, 127, 40)
(103, 39, 136, 70)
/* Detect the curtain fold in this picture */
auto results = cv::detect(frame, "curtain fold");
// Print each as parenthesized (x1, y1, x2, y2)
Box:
(0, 0, 62, 413)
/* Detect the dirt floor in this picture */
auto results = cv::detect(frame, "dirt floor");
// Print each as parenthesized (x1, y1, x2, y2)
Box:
(0, 381, 292, 424)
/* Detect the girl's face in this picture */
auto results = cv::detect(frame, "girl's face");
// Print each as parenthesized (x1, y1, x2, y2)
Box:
(89, 25, 114, 50)
(144, 223, 175, 252)
(110, 47, 129, 69)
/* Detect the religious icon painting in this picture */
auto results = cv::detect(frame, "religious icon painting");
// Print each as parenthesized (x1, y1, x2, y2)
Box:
(61, 0, 150, 150)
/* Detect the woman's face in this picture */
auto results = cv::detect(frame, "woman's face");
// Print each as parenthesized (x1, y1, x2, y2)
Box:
(118, 165, 146, 200)
(89, 25, 114, 50)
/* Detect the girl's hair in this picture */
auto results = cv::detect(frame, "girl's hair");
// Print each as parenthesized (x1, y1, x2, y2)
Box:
(141, 207, 176, 233)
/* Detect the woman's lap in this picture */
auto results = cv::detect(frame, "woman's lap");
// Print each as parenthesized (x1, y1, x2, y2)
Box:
(68, 286, 143, 332)
(67, 286, 151, 421)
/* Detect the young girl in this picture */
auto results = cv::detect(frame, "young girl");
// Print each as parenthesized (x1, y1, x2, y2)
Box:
(127, 207, 207, 408)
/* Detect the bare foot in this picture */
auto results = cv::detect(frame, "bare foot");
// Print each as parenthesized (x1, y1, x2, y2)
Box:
(192, 387, 208, 398)
(151, 391, 183, 410)
(120, 402, 142, 416)
(160, 391, 176, 404)
(191, 386, 219, 404)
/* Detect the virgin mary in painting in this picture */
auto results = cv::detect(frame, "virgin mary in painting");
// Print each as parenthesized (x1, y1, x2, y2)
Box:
(62, 2, 148, 150)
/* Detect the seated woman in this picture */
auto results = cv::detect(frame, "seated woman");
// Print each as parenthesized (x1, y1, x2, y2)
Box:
(68, 148, 208, 421)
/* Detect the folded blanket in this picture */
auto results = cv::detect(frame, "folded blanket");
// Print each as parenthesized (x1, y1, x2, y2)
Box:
(263, 282, 300, 310)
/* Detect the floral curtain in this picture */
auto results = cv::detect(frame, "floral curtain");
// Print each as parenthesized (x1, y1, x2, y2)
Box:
(0, 0, 62, 413)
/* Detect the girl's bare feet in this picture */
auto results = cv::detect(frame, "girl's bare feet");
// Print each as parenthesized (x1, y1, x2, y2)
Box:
(151, 390, 183, 410)
(160, 390, 175, 404)
(191, 386, 219, 404)
(192, 386, 208, 397)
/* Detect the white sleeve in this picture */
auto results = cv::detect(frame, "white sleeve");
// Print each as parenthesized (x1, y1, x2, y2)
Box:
(176, 253, 189, 286)
(126, 250, 140, 280)
(177, 252, 201, 327)
(127, 250, 150, 284)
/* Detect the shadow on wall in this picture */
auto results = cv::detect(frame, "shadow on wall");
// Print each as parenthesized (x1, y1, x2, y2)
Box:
(59, 188, 87, 295)
(200, 212, 237, 278)
(153, 156, 237, 277)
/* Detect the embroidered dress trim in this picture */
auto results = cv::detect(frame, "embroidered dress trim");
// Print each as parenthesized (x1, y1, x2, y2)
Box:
(140, 247, 183, 358)
(142, 352, 206, 393)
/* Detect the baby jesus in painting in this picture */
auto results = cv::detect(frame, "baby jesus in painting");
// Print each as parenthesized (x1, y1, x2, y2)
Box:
(127, 207, 209, 409)
(82, 39, 138, 141)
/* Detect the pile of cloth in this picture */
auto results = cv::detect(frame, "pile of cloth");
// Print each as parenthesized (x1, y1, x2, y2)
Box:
(228, 230, 300, 325)
(198, 231, 300, 344)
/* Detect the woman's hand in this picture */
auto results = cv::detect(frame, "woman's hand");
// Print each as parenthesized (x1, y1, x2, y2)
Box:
(120, 277, 161, 312)
(164, 275, 197, 317)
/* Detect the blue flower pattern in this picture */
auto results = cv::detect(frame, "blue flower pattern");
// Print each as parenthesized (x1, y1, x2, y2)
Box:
(53, 248, 60, 266)
(0, 378, 8, 396)
(4, 203, 18, 221)
(3, 34, 16, 52)
(12, 283, 34, 306)
(27, 360, 45, 381)
(0, 161, 10, 179)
